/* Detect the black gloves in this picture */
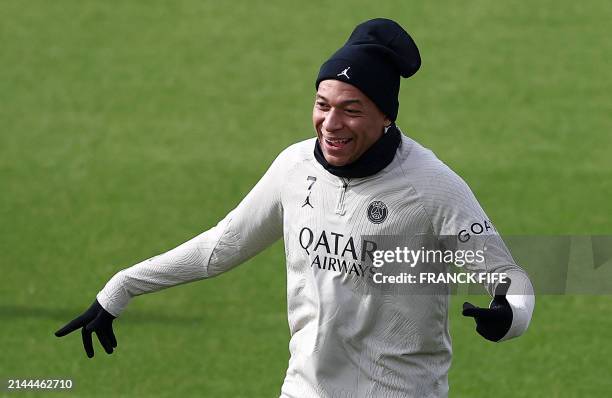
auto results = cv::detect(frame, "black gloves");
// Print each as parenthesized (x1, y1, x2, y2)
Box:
(55, 299, 117, 358)
(462, 279, 513, 342)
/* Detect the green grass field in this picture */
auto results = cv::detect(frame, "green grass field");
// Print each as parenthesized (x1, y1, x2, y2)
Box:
(2, 1, 612, 396)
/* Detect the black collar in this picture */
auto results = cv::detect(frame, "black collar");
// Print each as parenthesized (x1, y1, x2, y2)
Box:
(314, 125, 401, 178)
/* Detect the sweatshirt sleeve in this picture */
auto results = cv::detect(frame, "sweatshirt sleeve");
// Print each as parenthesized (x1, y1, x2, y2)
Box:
(422, 168, 535, 341)
(96, 149, 288, 317)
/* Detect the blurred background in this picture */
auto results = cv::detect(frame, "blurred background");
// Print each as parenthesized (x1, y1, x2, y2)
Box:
(1, 0, 611, 396)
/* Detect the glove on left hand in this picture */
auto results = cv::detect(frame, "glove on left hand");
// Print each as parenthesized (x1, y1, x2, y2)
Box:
(462, 279, 513, 342)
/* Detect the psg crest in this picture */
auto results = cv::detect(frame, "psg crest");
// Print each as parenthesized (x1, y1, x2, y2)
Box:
(367, 201, 388, 224)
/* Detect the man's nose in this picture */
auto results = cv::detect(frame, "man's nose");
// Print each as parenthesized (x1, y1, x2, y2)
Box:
(322, 108, 343, 132)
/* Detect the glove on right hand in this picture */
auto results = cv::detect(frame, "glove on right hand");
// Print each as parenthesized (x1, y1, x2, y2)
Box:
(55, 299, 117, 358)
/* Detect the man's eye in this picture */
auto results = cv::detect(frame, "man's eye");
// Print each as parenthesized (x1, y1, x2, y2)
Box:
(345, 109, 360, 114)
(316, 102, 329, 109)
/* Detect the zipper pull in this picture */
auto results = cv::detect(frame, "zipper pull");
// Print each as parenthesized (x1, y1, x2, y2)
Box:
(335, 178, 350, 215)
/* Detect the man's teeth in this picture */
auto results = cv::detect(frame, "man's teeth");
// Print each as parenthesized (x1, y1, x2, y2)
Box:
(326, 138, 351, 144)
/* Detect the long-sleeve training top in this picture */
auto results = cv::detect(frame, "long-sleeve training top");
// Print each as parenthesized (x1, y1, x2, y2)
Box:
(97, 131, 534, 398)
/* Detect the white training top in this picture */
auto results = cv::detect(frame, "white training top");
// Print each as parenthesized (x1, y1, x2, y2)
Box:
(97, 132, 534, 398)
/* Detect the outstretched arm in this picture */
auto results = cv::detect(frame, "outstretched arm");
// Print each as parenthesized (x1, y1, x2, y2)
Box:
(97, 149, 288, 316)
(55, 148, 290, 356)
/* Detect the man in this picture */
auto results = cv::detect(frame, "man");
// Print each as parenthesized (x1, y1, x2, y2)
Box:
(56, 19, 534, 397)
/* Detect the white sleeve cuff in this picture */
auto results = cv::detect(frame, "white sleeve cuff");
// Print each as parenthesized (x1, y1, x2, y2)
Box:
(499, 275, 535, 341)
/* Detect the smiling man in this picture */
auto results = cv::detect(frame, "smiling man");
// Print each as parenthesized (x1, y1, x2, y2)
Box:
(314, 80, 392, 166)
(56, 19, 534, 397)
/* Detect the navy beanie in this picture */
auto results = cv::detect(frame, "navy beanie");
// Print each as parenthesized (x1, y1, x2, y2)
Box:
(315, 18, 421, 121)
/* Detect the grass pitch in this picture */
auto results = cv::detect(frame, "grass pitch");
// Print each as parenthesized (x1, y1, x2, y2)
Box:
(1, 1, 611, 397)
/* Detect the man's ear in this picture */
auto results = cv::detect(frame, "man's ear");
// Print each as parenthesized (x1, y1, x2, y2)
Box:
(384, 118, 392, 127)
